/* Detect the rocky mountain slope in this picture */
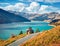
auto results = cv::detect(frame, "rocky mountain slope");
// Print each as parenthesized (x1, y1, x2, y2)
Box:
(50, 19, 60, 26)
(9, 11, 60, 22)
(0, 9, 30, 24)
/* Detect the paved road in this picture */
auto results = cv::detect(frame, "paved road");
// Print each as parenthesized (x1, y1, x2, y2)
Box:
(7, 33, 38, 46)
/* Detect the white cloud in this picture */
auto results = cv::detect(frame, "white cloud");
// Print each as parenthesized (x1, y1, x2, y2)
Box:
(4, 5, 14, 10)
(39, 5, 48, 11)
(26, 2, 40, 13)
(14, 3, 25, 12)
(25, 2, 60, 13)
(45, 0, 60, 2)
(38, 5, 60, 14)
(19, 0, 60, 2)
(0, 2, 60, 14)
(19, 0, 43, 2)
(4, 3, 25, 12)
(28, 0, 43, 2)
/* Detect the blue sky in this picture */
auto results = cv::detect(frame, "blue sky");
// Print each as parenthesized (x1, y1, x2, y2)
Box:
(0, 0, 60, 13)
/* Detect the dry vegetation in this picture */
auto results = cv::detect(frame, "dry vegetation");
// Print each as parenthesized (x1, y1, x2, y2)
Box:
(20, 26, 60, 46)
(50, 20, 60, 26)
(0, 34, 26, 46)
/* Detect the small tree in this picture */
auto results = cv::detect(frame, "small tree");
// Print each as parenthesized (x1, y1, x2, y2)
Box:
(19, 30, 23, 35)
(35, 28, 40, 33)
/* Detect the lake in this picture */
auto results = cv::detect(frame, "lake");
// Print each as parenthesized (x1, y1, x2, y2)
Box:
(0, 21, 53, 40)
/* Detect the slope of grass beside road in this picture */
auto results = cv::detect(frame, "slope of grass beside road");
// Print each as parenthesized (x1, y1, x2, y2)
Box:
(20, 26, 60, 46)
(0, 34, 26, 46)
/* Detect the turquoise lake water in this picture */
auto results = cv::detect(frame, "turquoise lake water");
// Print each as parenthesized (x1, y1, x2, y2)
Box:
(0, 21, 53, 40)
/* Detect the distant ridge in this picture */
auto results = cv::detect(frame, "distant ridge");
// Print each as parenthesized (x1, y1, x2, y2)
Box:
(8, 11, 60, 22)
(50, 19, 60, 26)
(50, 19, 60, 23)
(0, 9, 30, 24)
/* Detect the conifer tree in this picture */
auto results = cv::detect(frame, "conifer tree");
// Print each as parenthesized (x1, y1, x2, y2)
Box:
(19, 30, 23, 35)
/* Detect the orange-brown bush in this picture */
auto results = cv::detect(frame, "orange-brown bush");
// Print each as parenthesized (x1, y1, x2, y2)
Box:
(20, 26, 60, 46)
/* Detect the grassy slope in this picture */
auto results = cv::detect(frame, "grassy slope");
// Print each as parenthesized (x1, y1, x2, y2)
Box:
(0, 34, 26, 46)
(20, 26, 60, 46)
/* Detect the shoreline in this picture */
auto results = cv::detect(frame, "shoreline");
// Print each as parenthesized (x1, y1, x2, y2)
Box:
(48, 24, 56, 27)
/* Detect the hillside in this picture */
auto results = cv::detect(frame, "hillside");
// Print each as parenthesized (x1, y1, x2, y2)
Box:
(50, 19, 60, 26)
(31, 12, 60, 22)
(9, 11, 60, 22)
(0, 9, 30, 24)
(20, 26, 60, 46)
(0, 34, 26, 46)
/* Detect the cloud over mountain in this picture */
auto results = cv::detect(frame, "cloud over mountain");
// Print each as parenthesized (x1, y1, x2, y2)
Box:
(4, 3, 25, 12)
(26, 2, 40, 13)
(38, 5, 60, 14)
(0, 2, 60, 14)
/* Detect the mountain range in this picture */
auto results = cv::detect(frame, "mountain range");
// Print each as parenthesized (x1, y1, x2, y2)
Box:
(9, 11, 60, 22)
(0, 9, 60, 24)
(0, 9, 30, 24)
